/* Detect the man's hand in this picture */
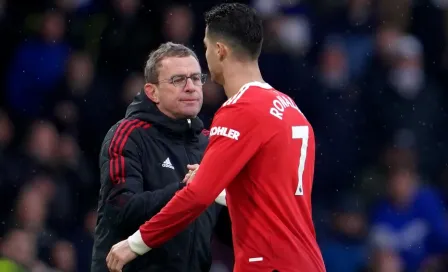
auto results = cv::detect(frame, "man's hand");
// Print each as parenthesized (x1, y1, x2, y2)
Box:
(183, 164, 199, 184)
(106, 240, 137, 272)
(183, 163, 227, 206)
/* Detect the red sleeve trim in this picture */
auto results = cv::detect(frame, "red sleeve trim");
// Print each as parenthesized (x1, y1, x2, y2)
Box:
(108, 119, 151, 184)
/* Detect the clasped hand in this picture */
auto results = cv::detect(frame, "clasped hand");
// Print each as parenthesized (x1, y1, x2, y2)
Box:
(182, 164, 199, 184)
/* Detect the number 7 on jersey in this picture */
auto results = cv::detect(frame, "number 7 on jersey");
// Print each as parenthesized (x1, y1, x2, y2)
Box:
(292, 126, 309, 196)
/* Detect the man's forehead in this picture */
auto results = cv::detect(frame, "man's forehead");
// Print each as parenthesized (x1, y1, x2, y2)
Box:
(159, 56, 201, 76)
(204, 27, 211, 42)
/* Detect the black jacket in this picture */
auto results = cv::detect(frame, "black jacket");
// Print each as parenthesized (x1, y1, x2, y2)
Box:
(91, 91, 220, 272)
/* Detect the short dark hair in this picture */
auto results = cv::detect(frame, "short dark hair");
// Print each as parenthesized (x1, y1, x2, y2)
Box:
(145, 42, 199, 83)
(205, 3, 263, 60)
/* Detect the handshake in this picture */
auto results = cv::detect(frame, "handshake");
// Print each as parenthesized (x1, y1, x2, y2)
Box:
(182, 164, 200, 184)
(181, 164, 226, 206)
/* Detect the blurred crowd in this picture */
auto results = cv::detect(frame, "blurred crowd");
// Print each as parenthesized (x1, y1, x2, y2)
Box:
(0, 0, 447, 271)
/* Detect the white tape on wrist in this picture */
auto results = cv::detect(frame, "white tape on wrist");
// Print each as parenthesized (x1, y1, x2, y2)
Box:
(127, 230, 152, 255)
(215, 189, 227, 206)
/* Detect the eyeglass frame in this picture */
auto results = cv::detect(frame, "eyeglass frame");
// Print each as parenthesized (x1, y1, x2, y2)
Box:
(152, 73, 208, 88)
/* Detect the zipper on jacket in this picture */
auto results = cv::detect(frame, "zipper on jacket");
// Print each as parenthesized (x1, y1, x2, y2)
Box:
(185, 147, 197, 269)
(188, 217, 197, 270)
(182, 131, 196, 270)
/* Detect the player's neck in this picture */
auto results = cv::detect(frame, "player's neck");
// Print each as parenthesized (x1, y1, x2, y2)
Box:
(222, 62, 264, 99)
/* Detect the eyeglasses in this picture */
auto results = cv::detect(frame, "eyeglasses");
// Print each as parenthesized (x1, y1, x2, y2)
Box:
(155, 73, 208, 88)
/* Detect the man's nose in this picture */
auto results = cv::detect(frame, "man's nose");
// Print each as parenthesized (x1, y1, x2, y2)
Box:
(184, 78, 196, 92)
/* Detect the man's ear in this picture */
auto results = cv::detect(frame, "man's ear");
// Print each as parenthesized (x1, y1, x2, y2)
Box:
(144, 83, 159, 103)
(216, 42, 228, 61)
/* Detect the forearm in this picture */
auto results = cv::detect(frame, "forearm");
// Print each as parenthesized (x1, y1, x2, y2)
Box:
(128, 185, 209, 254)
(113, 182, 184, 229)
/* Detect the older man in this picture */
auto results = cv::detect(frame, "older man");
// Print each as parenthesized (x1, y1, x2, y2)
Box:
(91, 42, 221, 272)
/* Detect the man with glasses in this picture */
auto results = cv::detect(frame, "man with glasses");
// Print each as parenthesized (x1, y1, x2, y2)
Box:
(91, 42, 222, 272)
(107, 3, 326, 272)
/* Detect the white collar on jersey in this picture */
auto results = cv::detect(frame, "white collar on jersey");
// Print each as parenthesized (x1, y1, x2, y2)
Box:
(224, 81, 273, 105)
(239, 81, 272, 91)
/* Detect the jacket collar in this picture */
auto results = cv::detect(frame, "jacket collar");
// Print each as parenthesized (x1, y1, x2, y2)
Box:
(125, 90, 204, 140)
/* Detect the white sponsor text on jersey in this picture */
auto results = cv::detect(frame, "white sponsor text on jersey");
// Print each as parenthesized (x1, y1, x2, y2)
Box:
(210, 126, 240, 140)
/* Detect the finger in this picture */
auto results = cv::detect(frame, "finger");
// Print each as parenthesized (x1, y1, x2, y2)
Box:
(186, 175, 195, 184)
(110, 255, 119, 272)
(106, 252, 113, 270)
(111, 257, 121, 272)
(187, 164, 199, 170)
(183, 171, 192, 181)
(116, 260, 125, 272)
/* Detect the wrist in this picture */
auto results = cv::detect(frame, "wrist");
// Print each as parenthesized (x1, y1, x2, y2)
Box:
(127, 230, 152, 255)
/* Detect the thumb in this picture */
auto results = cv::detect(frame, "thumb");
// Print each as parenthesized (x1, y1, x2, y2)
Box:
(187, 164, 199, 170)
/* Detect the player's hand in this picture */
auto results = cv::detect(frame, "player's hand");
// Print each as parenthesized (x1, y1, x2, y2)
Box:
(183, 164, 199, 184)
(106, 240, 137, 272)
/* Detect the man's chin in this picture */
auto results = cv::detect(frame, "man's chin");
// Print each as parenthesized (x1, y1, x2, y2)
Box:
(179, 109, 200, 119)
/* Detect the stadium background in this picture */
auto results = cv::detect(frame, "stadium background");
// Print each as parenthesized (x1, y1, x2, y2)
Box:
(0, 0, 448, 271)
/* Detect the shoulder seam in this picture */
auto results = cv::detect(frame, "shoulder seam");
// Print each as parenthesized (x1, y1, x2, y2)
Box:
(108, 119, 152, 185)
(127, 118, 152, 129)
(222, 84, 251, 107)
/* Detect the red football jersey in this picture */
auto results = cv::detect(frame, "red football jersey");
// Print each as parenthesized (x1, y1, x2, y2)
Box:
(138, 82, 326, 272)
